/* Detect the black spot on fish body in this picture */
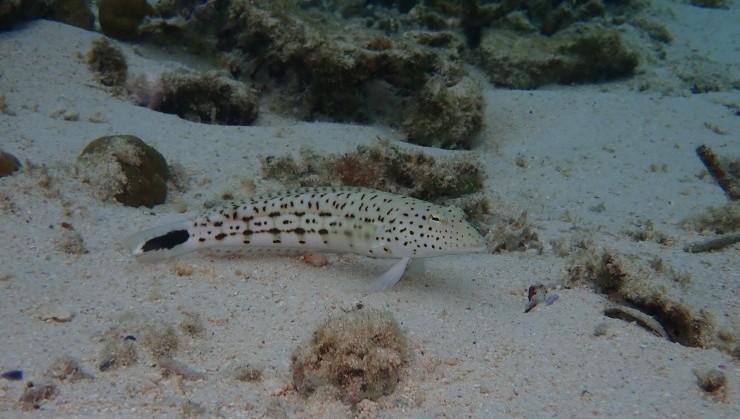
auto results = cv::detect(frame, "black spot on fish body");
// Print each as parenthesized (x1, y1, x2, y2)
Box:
(142, 230, 190, 252)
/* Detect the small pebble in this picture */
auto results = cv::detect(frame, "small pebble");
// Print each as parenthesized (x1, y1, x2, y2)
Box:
(63, 111, 79, 121)
(37, 304, 75, 323)
(87, 112, 107, 123)
(593, 322, 609, 337)
(694, 368, 727, 393)
(1, 369, 23, 381)
(300, 251, 328, 267)
(524, 283, 546, 313)
(340, 300, 364, 313)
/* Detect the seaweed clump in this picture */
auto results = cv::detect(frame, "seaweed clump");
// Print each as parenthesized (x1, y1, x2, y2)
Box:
(260, 139, 483, 201)
(682, 201, 740, 235)
(46, 355, 94, 382)
(86, 38, 128, 88)
(291, 309, 409, 405)
(97, 315, 190, 372)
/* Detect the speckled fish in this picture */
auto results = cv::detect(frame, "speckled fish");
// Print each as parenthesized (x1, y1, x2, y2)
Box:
(124, 186, 487, 290)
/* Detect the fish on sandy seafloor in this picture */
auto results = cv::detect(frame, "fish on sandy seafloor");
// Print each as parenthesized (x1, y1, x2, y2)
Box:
(124, 186, 488, 290)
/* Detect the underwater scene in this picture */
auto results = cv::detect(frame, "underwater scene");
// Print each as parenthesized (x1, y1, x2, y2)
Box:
(0, 0, 737, 417)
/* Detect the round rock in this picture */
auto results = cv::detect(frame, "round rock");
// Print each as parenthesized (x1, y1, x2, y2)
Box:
(77, 135, 169, 208)
(0, 149, 21, 177)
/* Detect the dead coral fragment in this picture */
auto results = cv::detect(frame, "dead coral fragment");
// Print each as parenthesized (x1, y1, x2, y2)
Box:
(567, 248, 716, 348)
(684, 232, 740, 253)
(695, 144, 739, 200)
(603, 305, 669, 339)
(87, 38, 127, 87)
(291, 309, 408, 405)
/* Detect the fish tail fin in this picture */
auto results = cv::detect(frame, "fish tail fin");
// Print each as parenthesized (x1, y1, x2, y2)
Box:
(123, 220, 196, 262)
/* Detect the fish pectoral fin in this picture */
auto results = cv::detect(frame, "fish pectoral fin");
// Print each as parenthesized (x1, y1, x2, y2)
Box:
(368, 257, 411, 292)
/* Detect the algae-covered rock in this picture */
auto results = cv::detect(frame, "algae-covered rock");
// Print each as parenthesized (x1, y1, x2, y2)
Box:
(478, 26, 638, 88)
(260, 139, 485, 201)
(0, 0, 22, 28)
(48, 0, 94, 30)
(291, 309, 408, 405)
(0, 148, 21, 177)
(0, 0, 93, 30)
(158, 72, 258, 125)
(403, 76, 483, 149)
(217, 4, 481, 148)
(87, 38, 127, 88)
(98, 0, 151, 40)
(689, 0, 731, 9)
(77, 135, 169, 208)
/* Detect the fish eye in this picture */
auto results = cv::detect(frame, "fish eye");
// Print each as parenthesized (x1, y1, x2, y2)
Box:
(429, 213, 446, 224)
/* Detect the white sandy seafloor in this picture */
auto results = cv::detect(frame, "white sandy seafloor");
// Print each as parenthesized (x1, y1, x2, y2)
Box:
(0, 2, 738, 418)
